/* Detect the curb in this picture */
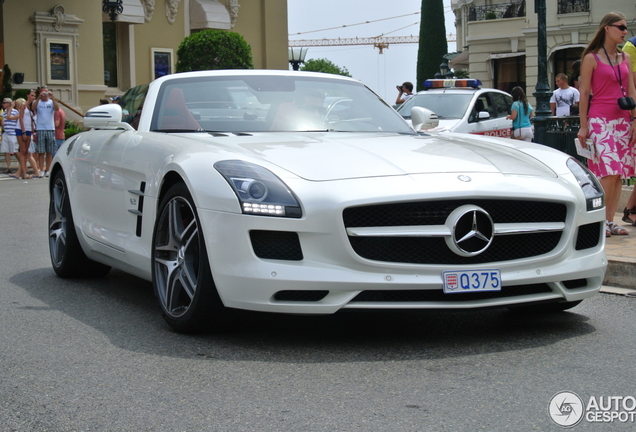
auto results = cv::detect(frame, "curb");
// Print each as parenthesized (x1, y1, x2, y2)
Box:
(604, 259, 636, 290)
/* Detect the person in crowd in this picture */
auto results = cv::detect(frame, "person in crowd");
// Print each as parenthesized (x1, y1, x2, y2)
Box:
(14, 97, 41, 179)
(32, 86, 60, 178)
(395, 82, 414, 105)
(54, 105, 67, 155)
(506, 86, 534, 141)
(576, 11, 636, 237)
(25, 89, 41, 176)
(1, 98, 20, 177)
(111, 95, 134, 123)
(551, 73, 580, 116)
(570, 60, 581, 90)
(616, 29, 636, 227)
(99, 99, 109, 105)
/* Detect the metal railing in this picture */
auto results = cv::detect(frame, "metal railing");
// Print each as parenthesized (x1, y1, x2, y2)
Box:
(557, 0, 589, 14)
(543, 116, 583, 162)
(468, 1, 525, 22)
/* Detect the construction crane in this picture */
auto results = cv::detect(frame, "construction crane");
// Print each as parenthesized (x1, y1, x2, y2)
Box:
(289, 34, 457, 54)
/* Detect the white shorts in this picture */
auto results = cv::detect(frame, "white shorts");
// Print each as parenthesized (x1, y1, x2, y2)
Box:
(513, 127, 534, 142)
(1, 133, 18, 153)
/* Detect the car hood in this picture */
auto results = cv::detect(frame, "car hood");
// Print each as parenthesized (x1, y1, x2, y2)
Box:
(211, 132, 556, 181)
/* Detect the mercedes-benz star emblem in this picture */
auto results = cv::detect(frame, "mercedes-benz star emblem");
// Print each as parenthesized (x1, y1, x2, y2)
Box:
(445, 205, 494, 257)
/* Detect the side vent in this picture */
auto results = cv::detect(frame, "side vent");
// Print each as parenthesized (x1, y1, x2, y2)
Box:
(128, 182, 146, 237)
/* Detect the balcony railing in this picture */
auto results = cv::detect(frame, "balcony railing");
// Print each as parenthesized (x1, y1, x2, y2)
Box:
(557, 0, 589, 14)
(468, 1, 525, 22)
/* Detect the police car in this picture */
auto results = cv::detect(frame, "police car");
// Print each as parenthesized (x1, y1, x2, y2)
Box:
(397, 79, 513, 138)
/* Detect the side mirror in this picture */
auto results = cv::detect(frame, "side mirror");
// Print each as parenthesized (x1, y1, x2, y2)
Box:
(411, 106, 440, 131)
(84, 104, 134, 131)
(478, 111, 490, 120)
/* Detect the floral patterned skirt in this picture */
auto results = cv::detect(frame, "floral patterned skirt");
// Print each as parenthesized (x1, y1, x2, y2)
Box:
(587, 117, 635, 179)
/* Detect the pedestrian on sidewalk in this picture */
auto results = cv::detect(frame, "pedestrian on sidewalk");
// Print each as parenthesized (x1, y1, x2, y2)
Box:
(395, 82, 413, 105)
(53, 106, 66, 156)
(551, 73, 580, 116)
(506, 86, 534, 141)
(14, 98, 41, 179)
(617, 32, 636, 227)
(1, 98, 20, 177)
(576, 11, 636, 237)
(32, 86, 59, 178)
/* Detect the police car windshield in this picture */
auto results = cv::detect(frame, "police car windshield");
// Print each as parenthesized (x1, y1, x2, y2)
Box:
(398, 93, 473, 119)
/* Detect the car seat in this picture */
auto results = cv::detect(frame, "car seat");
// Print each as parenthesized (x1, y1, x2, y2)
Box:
(159, 87, 201, 131)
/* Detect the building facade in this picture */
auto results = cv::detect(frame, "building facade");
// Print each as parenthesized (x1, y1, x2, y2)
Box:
(451, 0, 636, 103)
(0, 0, 289, 118)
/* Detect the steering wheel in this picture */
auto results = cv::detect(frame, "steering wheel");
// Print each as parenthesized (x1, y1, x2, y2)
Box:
(323, 98, 354, 124)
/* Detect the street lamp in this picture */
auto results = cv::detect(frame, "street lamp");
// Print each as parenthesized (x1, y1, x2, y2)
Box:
(532, 0, 552, 144)
(103, 0, 124, 22)
(288, 47, 308, 71)
(439, 62, 449, 77)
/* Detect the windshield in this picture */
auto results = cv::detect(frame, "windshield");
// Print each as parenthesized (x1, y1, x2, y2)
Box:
(150, 75, 415, 134)
(398, 93, 473, 120)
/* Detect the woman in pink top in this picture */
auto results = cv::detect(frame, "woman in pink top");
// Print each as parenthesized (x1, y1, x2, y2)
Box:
(577, 11, 636, 237)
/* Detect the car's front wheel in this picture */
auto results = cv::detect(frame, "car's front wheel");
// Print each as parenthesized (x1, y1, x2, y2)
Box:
(48, 171, 111, 278)
(152, 182, 226, 333)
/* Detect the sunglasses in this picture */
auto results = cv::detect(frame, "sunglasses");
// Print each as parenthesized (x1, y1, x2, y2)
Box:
(610, 24, 628, 31)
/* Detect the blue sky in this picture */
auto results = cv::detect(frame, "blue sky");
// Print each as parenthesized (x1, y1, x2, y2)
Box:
(287, 0, 457, 101)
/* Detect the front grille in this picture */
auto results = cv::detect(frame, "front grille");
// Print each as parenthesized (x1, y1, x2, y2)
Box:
(351, 283, 552, 302)
(343, 199, 566, 227)
(250, 230, 303, 260)
(349, 233, 561, 264)
(344, 199, 566, 265)
(575, 222, 602, 250)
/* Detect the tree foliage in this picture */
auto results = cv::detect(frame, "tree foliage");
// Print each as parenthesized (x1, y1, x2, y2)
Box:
(301, 58, 352, 77)
(453, 68, 469, 79)
(416, 0, 448, 91)
(176, 30, 253, 72)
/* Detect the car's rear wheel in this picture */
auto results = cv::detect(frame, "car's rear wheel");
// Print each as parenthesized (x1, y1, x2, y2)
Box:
(48, 171, 111, 278)
(152, 182, 226, 333)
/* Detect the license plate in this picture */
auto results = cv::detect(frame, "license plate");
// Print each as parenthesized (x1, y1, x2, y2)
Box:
(442, 269, 501, 294)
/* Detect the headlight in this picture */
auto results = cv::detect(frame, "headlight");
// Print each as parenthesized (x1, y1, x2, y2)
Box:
(567, 158, 604, 211)
(215, 160, 302, 218)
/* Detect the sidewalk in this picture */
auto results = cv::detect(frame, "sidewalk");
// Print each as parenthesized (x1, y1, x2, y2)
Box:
(0, 159, 634, 289)
(604, 211, 636, 289)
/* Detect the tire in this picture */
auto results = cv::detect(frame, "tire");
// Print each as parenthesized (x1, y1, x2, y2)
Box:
(152, 182, 226, 333)
(48, 171, 111, 278)
(509, 300, 583, 314)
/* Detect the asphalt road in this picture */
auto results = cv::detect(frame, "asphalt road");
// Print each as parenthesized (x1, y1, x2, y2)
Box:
(1, 178, 635, 431)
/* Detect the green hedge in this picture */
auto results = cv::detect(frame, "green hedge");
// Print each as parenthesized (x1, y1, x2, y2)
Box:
(176, 30, 253, 72)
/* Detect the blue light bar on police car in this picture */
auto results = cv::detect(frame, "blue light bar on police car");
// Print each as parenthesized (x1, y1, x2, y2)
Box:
(423, 79, 482, 89)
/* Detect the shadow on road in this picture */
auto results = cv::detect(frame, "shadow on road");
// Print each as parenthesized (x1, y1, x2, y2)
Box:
(12, 267, 595, 363)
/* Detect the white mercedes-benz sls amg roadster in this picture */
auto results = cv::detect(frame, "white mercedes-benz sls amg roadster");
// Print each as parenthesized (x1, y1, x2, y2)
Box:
(48, 70, 607, 332)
